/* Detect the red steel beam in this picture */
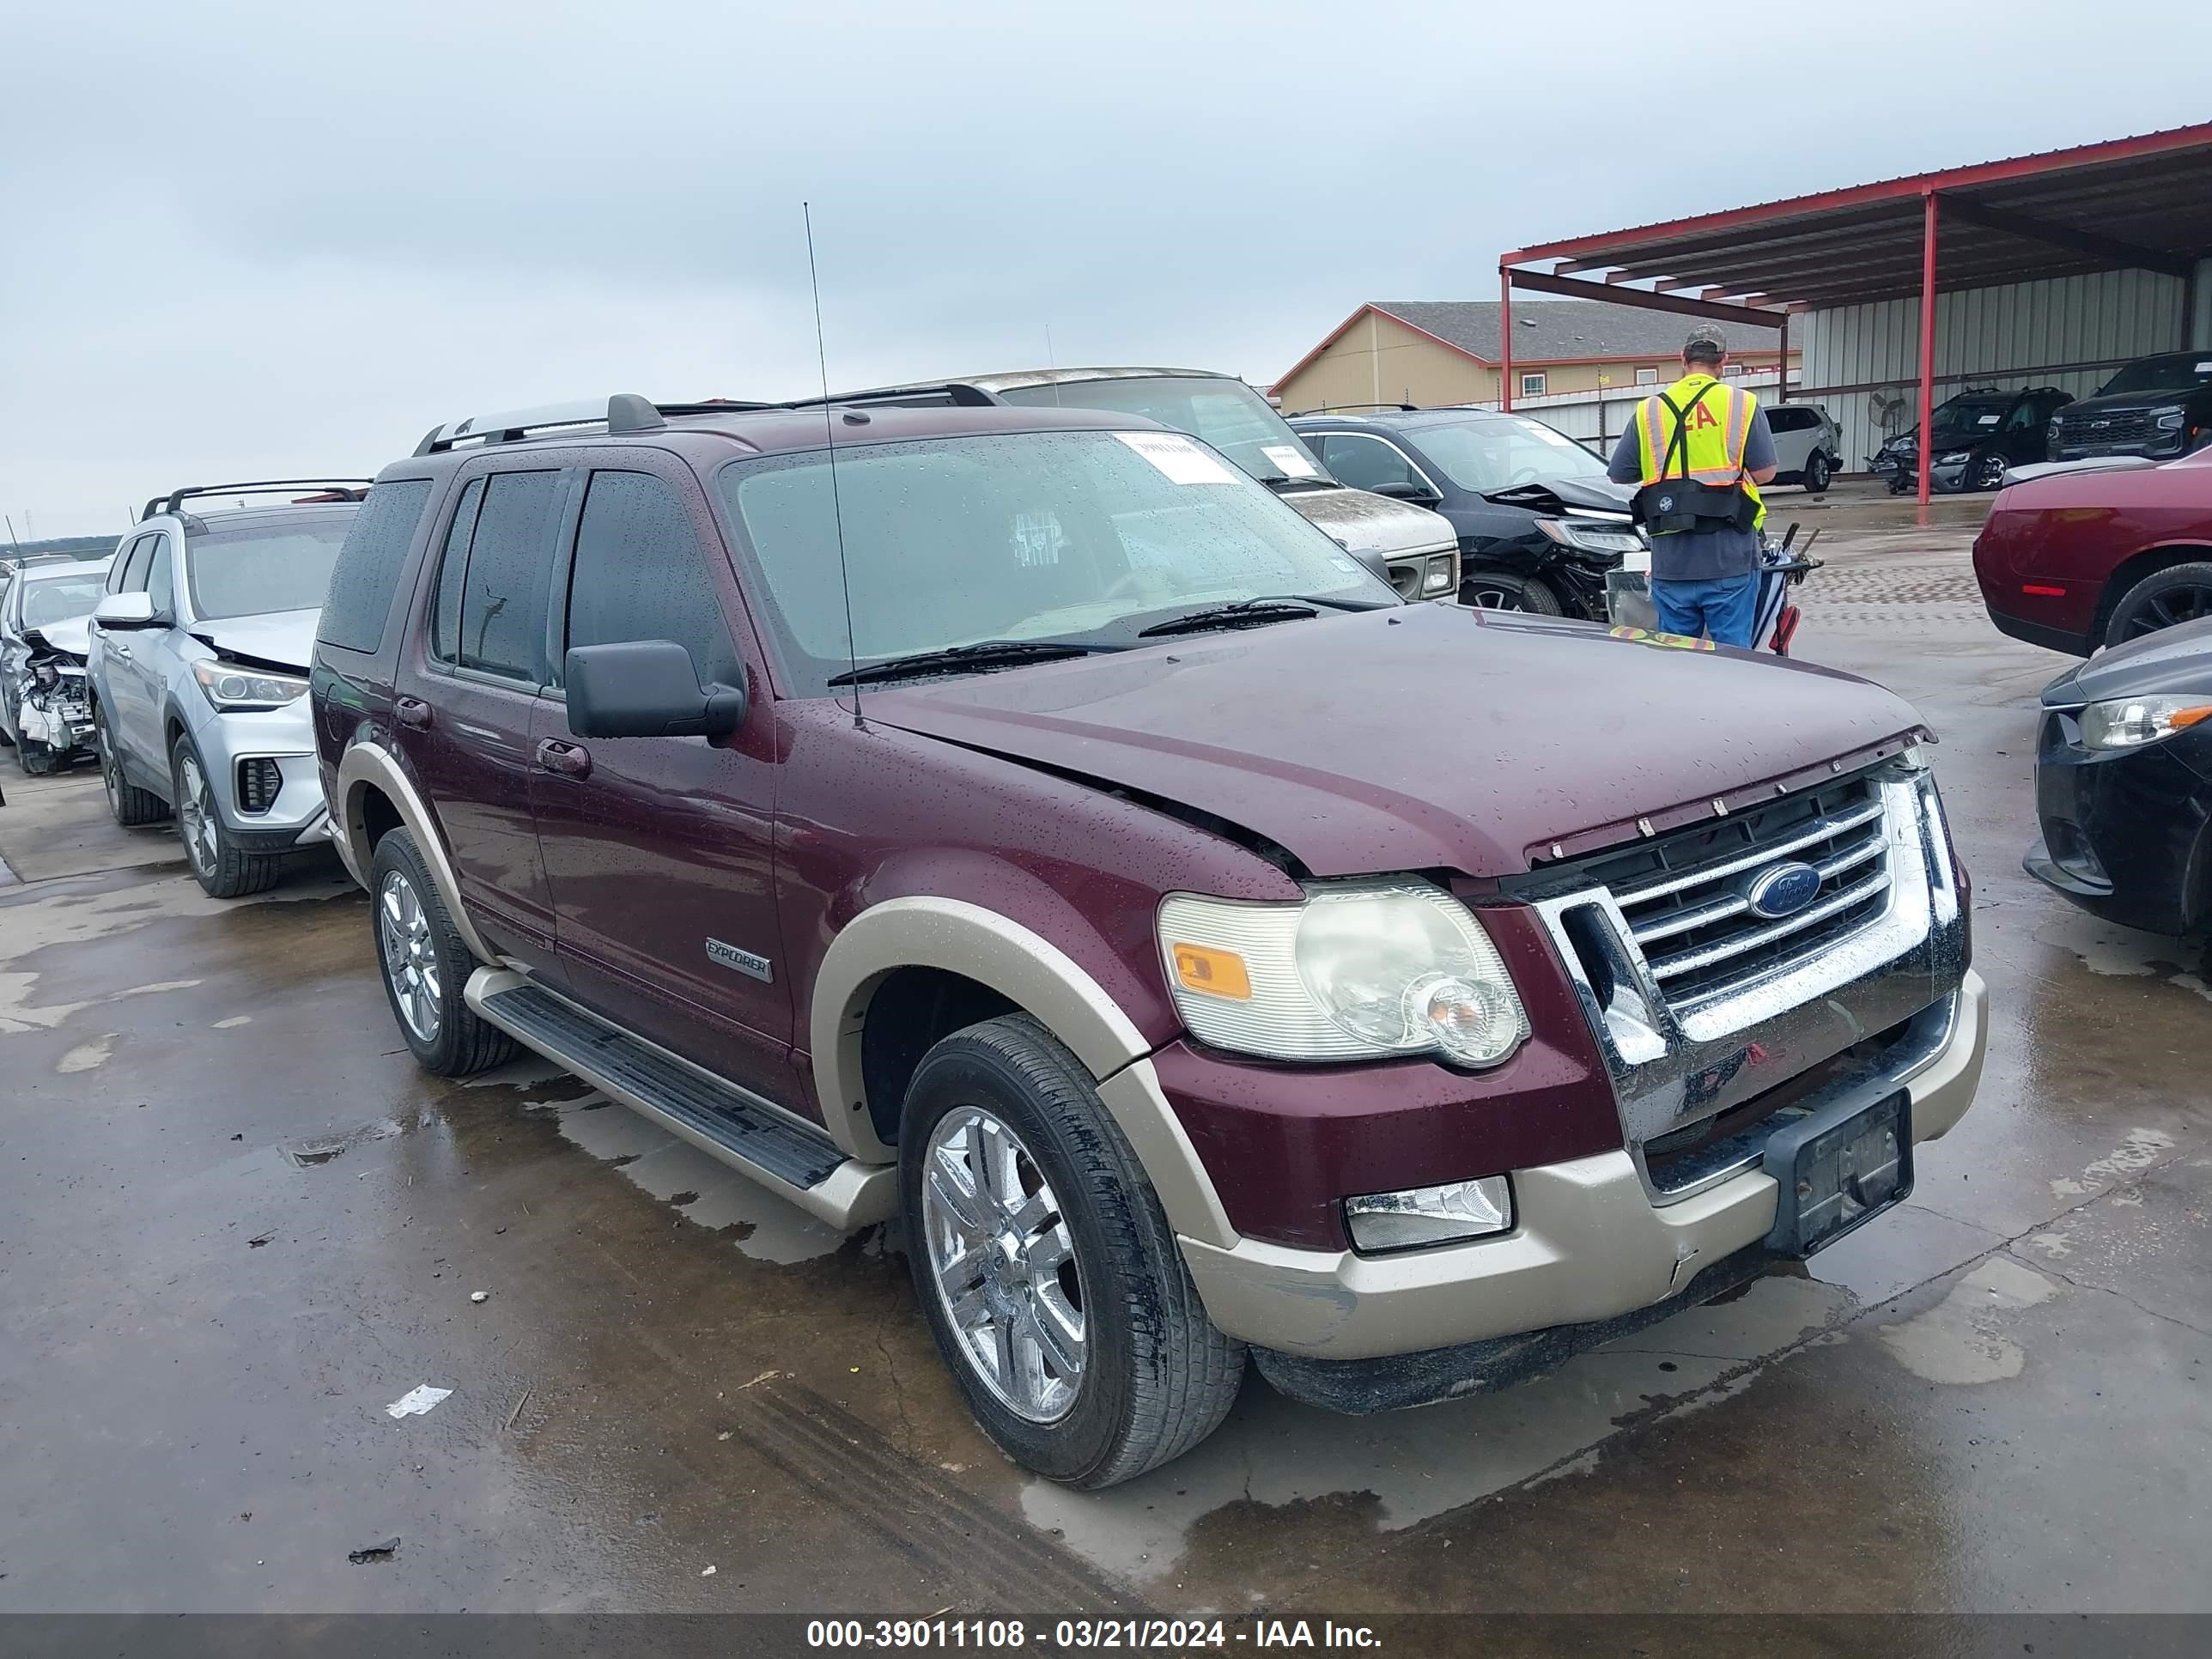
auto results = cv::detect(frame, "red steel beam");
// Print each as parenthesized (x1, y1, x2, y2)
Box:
(1917, 191, 1939, 507)
(1504, 266, 1788, 330)
(1500, 122, 2212, 267)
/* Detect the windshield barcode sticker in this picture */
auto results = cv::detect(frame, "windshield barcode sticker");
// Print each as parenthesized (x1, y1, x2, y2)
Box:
(1115, 432, 1238, 485)
(1260, 443, 1318, 478)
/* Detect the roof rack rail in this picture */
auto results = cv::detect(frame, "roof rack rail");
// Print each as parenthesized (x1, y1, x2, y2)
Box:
(782, 382, 1000, 411)
(1283, 403, 1421, 416)
(141, 480, 374, 522)
(412, 393, 678, 457)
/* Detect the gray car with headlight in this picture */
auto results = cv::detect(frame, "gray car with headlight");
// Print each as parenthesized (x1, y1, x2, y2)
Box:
(87, 483, 366, 896)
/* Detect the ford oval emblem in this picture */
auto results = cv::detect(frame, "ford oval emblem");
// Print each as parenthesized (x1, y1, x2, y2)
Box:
(1745, 861, 1823, 921)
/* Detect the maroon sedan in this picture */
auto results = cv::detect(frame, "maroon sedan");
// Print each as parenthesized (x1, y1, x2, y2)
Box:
(1974, 449, 2212, 654)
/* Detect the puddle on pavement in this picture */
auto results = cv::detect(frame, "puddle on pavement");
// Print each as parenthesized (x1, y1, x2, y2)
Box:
(2039, 913, 2211, 1002)
(525, 1085, 852, 1265)
(1022, 1271, 1860, 1583)
(1878, 1255, 2058, 1385)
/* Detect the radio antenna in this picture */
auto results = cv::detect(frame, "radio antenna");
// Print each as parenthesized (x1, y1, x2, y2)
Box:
(805, 201, 863, 726)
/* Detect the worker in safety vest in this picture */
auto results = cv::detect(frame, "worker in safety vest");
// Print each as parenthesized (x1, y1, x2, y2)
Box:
(1607, 326, 1778, 648)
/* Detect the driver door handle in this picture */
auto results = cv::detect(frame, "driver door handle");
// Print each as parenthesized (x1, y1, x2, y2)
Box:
(535, 738, 591, 778)
(393, 696, 431, 729)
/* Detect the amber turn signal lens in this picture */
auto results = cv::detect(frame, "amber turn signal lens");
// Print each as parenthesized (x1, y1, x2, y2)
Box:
(2174, 707, 2212, 729)
(1170, 943, 1252, 1000)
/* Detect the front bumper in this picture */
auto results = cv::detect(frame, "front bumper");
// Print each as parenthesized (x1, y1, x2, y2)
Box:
(2026, 711, 2212, 936)
(186, 698, 330, 845)
(1182, 970, 1985, 1372)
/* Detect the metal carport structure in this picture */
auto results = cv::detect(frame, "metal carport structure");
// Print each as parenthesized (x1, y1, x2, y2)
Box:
(1498, 124, 2212, 501)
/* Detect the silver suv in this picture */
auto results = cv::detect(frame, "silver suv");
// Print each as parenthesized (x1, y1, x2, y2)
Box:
(88, 482, 365, 896)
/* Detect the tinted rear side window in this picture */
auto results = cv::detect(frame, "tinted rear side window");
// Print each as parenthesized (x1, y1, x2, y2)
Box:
(320, 479, 432, 652)
(564, 471, 735, 684)
(443, 471, 561, 683)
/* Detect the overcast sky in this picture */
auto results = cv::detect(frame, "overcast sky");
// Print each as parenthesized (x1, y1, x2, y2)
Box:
(3, 0, 2207, 537)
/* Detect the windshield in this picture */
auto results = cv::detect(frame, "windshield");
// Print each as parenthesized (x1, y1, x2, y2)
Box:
(1929, 398, 2013, 442)
(22, 574, 107, 629)
(994, 376, 1331, 487)
(186, 517, 354, 620)
(2095, 354, 2212, 398)
(1399, 413, 1607, 493)
(720, 428, 1394, 694)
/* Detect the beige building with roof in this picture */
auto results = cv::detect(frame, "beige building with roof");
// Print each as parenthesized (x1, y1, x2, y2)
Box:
(1271, 300, 1800, 414)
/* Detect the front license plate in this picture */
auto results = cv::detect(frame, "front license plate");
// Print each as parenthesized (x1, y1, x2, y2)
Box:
(1761, 1090, 1912, 1257)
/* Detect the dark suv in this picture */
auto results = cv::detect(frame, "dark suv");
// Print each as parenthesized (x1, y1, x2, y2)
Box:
(315, 393, 1986, 1487)
(2049, 352, 2212, 465)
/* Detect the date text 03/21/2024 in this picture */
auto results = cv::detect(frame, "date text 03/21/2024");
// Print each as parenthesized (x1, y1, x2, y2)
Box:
(804, 1619, 1384, 1650)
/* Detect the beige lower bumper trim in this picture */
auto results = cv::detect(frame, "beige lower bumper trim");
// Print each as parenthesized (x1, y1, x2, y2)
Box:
(1179, 969, 1990, 1361)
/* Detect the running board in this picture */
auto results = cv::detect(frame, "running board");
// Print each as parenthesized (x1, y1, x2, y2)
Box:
(464, 968, 896, 1231)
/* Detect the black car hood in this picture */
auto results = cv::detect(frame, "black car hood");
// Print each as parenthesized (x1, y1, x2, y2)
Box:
(2042, 616, 2212, 706)
(1481, 476, 1636, 515)
(2064, 388, 2197, 418)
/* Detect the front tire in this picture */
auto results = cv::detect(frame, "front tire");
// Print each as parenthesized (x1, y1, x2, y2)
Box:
(900, 1015, 1244, 1488)
(170, 732, 285, 898)
(2105, 561, 2212, 647)
(1461, 567, 1564, 616)
(98, 705, 168, 826)
(1804, 452, 1832, 494)
(19, 738, 56, 775)
(368, 827, 517, 1077)
(1970, 451, 2008, 491)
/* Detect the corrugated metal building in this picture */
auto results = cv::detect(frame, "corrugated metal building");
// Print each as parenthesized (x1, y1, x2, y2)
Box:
(1804, 267, 2195, 470)
(1495, 125, 2212, 499)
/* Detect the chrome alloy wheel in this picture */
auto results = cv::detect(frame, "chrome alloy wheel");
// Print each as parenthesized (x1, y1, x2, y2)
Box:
(377, 868, 442, 1043)
(99, 718, 124, 817)
(176, 750, 219, 873)
(921, 1106, 1086, 1423)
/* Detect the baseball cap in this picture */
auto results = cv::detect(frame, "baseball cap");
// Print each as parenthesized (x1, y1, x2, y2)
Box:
(1683, 325, 1728, 357)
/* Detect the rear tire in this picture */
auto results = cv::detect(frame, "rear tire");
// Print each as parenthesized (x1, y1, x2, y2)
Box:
(1804, 452, 1832, 495)
(170, 732, 284, 898)
(368, 827, 517, 1077)
(2104, 562, 2212, 647)
(900, 1015, 1244, 1488)
(98, 705, 168, 826)
(1461, 567, 1564, 616)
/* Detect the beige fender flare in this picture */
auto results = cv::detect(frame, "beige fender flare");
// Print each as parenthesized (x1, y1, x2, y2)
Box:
(810, 896, 1239, 1250)
(332, 741, 499, 966)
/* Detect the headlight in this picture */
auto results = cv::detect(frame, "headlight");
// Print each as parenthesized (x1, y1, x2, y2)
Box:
(191, 658, 308, 710)
(1423, 554, 1455, 594)
(1534, 517, 1643, 556)
(1158, 880, 1528, 1067)
(2078, 696, 2212, 750)
(2155, 410, 2185, 432)
(1937, 451, 1971, 465)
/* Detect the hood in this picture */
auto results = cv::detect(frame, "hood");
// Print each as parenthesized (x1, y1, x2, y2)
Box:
(1283, 487, 1455, 556)
(187, 608, 317, 674)
(2042, 616, 2212, 707)
(2063, 386, 2197, 419)
(865, 603, 1923, 878)
(23, 613, 93, 661)
(1481, 476, 1636, 516)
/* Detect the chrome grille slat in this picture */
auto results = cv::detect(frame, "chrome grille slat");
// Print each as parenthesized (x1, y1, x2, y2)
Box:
(1647, 866, 1893, 981)
(1627, 831, 1891, 948)
(1610, 799, 1886, 910)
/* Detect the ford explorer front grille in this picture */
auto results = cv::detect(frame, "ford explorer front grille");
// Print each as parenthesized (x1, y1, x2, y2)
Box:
(1533, 771, 1893, 1014)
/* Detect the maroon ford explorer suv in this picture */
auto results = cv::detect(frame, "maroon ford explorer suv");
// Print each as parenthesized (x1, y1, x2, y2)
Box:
(313, 393, 1986, 1486)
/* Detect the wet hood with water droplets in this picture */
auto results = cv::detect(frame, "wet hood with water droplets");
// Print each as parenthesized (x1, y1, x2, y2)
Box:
(865, 603, 1923, 878)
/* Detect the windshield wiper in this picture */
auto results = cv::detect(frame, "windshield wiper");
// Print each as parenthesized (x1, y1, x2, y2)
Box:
(1137, 595, 1376, 638)
(824, 640, 1113, 687)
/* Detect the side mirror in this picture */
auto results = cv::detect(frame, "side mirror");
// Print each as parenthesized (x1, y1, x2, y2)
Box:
(1371, 480, 1441, 507)
(94, 592, 159, 630)
(565, 640, 747, 739)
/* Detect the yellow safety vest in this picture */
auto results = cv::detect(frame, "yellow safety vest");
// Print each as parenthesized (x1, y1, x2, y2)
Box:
(1633, 373, 1765, 532)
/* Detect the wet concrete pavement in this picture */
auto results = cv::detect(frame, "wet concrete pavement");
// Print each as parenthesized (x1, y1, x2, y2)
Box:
(1, 516, 2206, 1616)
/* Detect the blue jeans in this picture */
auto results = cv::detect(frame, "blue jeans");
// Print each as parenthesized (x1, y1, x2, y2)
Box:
(1652, 573, 1759, 648)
